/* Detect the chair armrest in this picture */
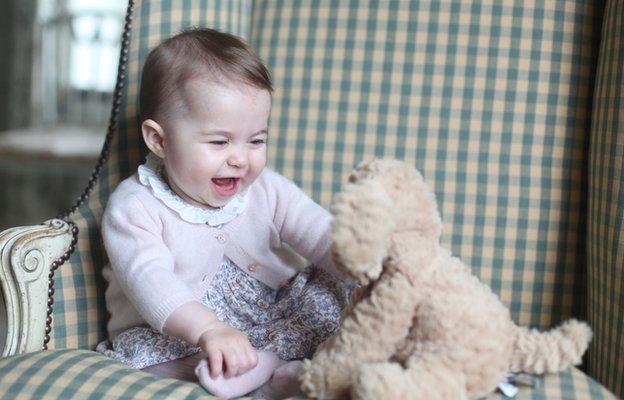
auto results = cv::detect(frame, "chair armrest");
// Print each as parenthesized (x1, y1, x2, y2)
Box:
(0, 219, 74, 358)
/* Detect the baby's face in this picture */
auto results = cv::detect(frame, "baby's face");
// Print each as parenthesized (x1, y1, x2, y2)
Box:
(160, 79, 271, 209)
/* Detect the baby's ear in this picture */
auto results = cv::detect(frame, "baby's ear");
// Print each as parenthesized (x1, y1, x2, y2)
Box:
(141, 119, 166, 158)
(330, 178, 396, 284)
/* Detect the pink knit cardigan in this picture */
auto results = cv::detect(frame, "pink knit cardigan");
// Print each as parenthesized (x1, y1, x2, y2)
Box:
(101, 166, 345, 340)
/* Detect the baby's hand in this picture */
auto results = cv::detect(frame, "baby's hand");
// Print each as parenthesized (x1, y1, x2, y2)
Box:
(197, 321, 258, 379)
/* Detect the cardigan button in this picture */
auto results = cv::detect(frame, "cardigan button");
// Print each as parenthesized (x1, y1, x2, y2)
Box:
(256, 299, 269, 309)
(247, 263, 258, 272)
(215, 233, 227, 243)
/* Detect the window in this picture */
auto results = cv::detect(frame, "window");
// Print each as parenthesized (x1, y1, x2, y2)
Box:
(32, 0, 126, 127)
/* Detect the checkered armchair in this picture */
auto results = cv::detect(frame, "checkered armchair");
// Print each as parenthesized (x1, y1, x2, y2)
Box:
(0, 1, 621, 398)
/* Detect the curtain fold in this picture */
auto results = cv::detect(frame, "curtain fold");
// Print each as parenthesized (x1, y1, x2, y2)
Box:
(587, 0, 624, 397)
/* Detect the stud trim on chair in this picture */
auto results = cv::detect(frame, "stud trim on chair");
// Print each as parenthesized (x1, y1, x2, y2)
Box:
(42, 222, 78, 350)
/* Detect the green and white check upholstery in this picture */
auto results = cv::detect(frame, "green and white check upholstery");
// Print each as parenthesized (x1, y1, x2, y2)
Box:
(1, 0, 621, 398)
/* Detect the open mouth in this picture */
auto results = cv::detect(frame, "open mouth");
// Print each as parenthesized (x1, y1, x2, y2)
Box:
(211, 177, 240, 196)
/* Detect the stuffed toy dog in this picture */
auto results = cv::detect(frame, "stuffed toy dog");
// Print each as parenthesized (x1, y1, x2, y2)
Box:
(299, 159, 592, 400)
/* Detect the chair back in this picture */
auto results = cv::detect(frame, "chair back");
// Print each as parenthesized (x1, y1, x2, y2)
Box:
(50, 0, 601, 355)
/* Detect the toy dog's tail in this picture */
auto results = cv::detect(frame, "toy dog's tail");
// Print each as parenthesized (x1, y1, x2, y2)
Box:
(509, 319, 592, 374)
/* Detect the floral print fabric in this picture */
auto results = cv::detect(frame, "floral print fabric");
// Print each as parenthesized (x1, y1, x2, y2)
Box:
(96, 257, 354, 369)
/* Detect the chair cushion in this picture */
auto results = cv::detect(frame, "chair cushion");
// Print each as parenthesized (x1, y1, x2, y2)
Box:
(0, 349, 617, 400)
(0, 349, 216, 399)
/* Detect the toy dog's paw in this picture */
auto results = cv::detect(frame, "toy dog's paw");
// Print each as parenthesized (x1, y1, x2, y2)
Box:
(352, 362, 404, 400)
(300, 357, 352, 399)
(299, 359, 324, 398)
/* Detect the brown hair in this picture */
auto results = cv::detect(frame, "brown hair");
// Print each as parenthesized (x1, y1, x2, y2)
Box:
(139, 27, 273, 123)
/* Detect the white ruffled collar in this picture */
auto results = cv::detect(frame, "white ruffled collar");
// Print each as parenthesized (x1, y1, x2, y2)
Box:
(137, 152, 249, 227)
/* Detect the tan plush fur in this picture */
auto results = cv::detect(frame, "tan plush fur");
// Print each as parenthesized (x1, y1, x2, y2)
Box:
(299, 159, 593, 400)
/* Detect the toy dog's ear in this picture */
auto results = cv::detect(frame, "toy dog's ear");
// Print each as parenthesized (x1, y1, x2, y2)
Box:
(358, 158, 443, 243)
(330, 176, 396, 284)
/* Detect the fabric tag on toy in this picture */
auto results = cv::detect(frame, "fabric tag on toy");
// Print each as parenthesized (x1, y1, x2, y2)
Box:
(498, 372, 541, 397)
(498, 372, 540, 397)
(509, 372, 541, 388)
(498, 381, 519, 398)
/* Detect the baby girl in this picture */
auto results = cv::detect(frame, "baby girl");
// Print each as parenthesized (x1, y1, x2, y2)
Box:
(95, 28, 355, 399)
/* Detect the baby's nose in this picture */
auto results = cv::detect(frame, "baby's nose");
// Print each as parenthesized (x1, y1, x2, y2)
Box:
(227, 148, 248, 167)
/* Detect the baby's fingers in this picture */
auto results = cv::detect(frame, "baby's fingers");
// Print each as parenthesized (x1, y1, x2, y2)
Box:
(207, 350, 224, 379)
(223, 351, 240, 379)
(246, 346, 259, 369)
(235, 350, 256, 375)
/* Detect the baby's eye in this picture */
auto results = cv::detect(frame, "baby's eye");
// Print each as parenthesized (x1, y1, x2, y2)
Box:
(251, 139, 266, 145)
(209, 141, 228, 145)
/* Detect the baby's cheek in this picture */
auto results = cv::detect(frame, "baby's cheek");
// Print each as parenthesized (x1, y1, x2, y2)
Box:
(173, 164, 210, 191)
(251, 151, 267, 170)
(184, 156, 212, 178)
(190, 167, 214, 186)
